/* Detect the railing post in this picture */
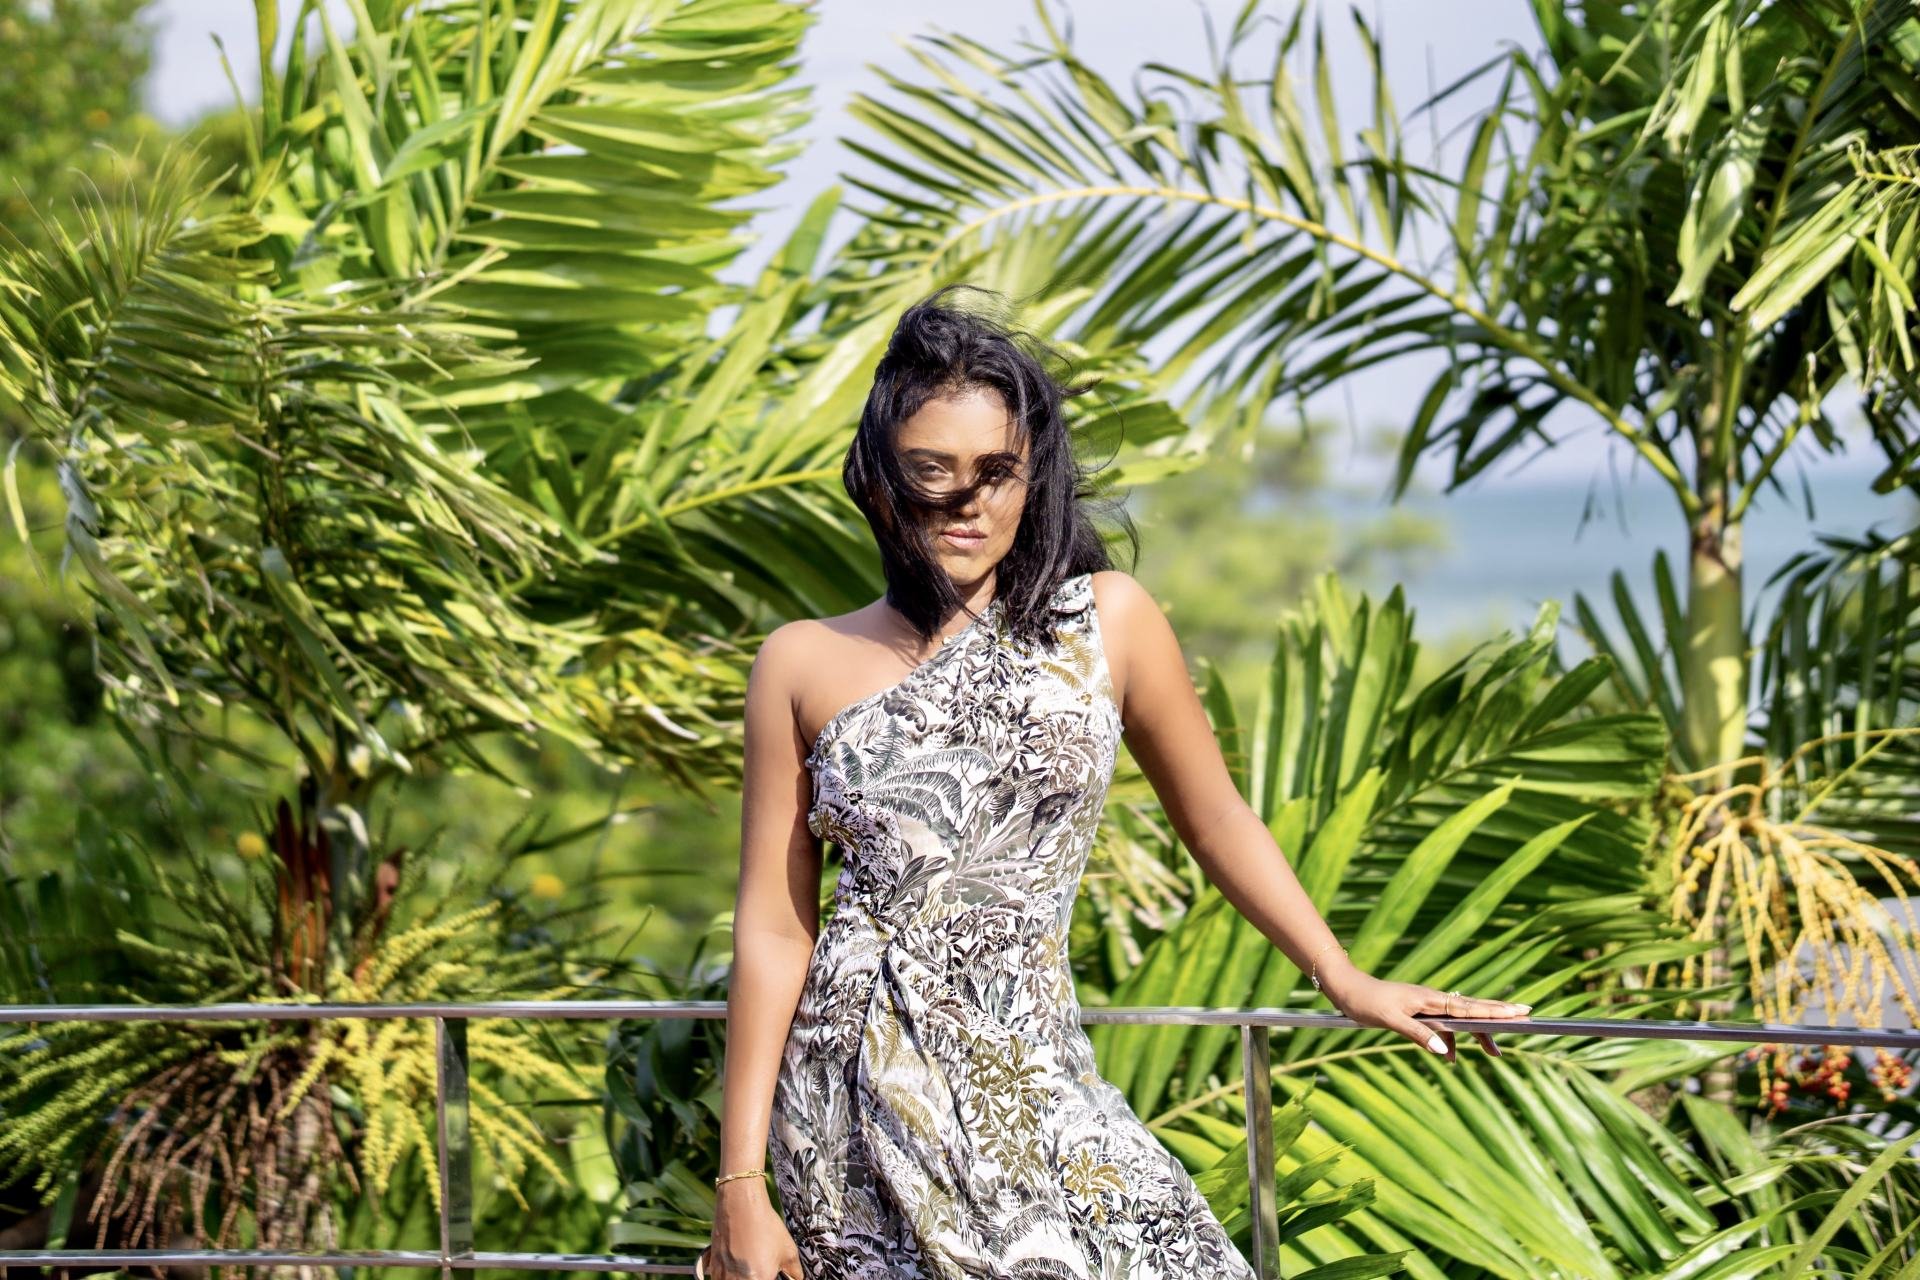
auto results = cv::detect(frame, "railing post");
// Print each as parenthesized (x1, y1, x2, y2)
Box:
(1240, 1021, 1281, 1279)
(433, 1016, 474, 1277)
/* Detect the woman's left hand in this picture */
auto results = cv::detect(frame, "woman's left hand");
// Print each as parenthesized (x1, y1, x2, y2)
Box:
(1323, 970, 1530, 1063)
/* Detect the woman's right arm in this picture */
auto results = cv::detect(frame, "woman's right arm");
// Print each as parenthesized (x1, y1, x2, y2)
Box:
(705, 623, 820, 1280)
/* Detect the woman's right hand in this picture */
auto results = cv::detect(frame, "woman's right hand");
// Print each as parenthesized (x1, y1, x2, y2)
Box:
(700, 1179, 803, 1280)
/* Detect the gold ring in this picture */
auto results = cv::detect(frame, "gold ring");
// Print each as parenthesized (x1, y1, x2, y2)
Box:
(1448, 990, 1461, 1017)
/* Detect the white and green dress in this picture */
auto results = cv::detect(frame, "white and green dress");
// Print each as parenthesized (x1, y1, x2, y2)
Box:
(769, 571, 1258, 1279)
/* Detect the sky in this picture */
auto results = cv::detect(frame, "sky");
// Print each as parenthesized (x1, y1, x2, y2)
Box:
(140, 0, 1915, 636)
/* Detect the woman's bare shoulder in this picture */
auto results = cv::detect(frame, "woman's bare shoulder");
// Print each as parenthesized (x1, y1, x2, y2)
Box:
(758, 608, 873, 677)
(755, 608, 881, 743)
(1085, 568, 1156, 628)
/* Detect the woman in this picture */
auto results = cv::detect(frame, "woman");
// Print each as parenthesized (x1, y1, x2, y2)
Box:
(698, 286, 1529, 1280)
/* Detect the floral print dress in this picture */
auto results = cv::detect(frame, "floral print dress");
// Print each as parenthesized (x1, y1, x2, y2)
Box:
(769, 572, 1257, 1279)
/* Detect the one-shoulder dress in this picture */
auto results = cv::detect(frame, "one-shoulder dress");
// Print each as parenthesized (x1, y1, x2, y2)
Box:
(768, 571, 1258, 1279)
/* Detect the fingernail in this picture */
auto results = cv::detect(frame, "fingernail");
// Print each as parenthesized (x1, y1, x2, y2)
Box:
(1515, 1004, 1532, 1013)
(1427, 1034, 1446, 1054)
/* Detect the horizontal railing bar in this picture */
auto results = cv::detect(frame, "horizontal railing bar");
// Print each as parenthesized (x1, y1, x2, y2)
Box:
(0, 1001, 1914, 1048)
(0, 1249, 692, 1273)
(0, 1000, 739, 1022)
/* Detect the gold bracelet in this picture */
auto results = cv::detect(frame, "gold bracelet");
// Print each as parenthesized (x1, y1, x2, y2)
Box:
(714, 1168, 769, 1188)
(1308, 940, 1346, 992)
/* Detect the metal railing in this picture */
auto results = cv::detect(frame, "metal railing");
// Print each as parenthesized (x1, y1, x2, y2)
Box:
(2, 1000, 1916, 1279)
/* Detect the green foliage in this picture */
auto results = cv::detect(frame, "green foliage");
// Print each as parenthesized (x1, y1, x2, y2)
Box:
(603, 927, 733, 1261)
(1069, 572, 1920, 1275)
(0, 0, 829, 803)
(833, 0, 1920, 504)
(0, 783, 616, 1250)
(1087, 575, 1670, 1116)
(1189, 1085, 1407, 1278)
(0, 143, 593, 790)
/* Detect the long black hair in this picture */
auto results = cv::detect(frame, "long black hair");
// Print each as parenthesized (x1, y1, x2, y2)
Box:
(842, 284, 1133, 649)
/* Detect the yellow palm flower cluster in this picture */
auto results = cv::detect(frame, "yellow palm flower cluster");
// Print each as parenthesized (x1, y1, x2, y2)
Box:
(1654, 740, 1920, 1034)
(257, 901, 611, 1216)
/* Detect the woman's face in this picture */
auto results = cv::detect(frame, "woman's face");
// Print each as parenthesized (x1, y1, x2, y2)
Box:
(892, 388, 1029, 586)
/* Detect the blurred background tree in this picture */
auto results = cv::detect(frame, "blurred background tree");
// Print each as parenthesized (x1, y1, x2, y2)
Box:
(0, 0, 178, 869)
(0, 0, 167, 254)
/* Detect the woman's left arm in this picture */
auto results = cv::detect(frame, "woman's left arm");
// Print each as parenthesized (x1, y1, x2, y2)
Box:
(1091, 571, 1528, 1062)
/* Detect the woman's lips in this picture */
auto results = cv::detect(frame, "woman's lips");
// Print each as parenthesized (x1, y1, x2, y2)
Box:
(941, 531, 986, 549)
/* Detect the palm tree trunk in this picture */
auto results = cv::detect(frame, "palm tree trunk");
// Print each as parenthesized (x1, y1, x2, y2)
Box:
(1682, 490, 1747, 783)
(262, 1091, 333, 1280)
(1686, 427, 1749, 1105)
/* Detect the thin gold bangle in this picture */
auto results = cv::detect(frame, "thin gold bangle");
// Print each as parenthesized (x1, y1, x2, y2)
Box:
(1308, 939, 1346, 992)
(715, 1168, 768, 1188)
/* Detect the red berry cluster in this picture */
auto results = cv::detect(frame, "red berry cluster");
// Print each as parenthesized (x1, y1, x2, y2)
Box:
(1871, 1048, 1913, 1101)
(1741, 1042, 1911, 1116)
(1799, 1044, 1854, 1106)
